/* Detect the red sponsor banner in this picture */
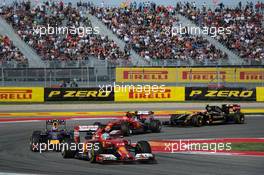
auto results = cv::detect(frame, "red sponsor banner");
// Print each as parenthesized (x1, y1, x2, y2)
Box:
(0, 89, 32, 100)
(116, 68, 177, 82)
(0, 87, 44, 102)
(182, 71, 227, 80)
(123, 70, 168, 80)
(128, 88, 171, 99)
(238, 69, 264, 82)
(178, 68, 234, 83)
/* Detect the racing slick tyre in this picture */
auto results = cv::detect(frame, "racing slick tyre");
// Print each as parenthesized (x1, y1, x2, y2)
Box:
(61, 138, 76, 158)
(135, 141, 151, 154)
(90, 142, 104, 163)
(192, 116, 203, 127)
(170, 114, 181, 125)
(30, 131, 42, 152)
(93, 122, 102, 126)
(93, 122, 106, 129)
(149, 120, 162, 133)
(121, 122, 131, 136)
(234, 113, 245, 124)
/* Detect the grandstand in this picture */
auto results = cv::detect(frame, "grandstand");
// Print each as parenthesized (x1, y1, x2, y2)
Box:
(1, 1, 131, 67)
(0, 34, 28, 67)
(177, 1, 264, 65)
(0, 0, 263, 87)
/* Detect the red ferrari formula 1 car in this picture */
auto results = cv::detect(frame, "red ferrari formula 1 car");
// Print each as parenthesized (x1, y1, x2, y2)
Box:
(61, 125, 156, 164)
(95, 111, 162, 136)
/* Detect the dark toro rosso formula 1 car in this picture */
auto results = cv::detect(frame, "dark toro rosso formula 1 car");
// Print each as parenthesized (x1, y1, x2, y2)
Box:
(61, 125, 156, 164)
(95, 111, 162, 136)
(30, 119, 71, 152)
(163, 104, 245, 127)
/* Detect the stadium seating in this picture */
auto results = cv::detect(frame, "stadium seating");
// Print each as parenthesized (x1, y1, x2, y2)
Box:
(1, 1, 130, 66)
(90, 4, 228, 65)
(176, 1, 264, 64)
(1, 1, 263, 67)
(0, 34, 28, 67)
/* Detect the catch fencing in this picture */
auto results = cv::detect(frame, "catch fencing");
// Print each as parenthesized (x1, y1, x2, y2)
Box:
(0, 66, 263, 89)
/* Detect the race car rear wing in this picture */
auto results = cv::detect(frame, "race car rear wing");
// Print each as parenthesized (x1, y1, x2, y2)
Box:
(76, 125, 99, 132)
(46, 119, 66, 125)
(135, 111, 154, 115)
(46, 119, 66, 130)
(73, 125, 99, 143)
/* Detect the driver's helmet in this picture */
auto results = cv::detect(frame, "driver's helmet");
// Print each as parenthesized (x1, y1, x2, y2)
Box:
(206, 105, 211, 111)
(52, 122, 59, 131)
(102, 132, 110, 140)
(105, 125, 111, 132)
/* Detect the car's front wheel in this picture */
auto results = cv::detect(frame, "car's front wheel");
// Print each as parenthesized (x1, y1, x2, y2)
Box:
(30, 131, 42, 152)
(61, 138, 76, 158)
(90, 142, 104, 163)
(192, 116, 204, 127)
(135, 141, 151, 154)
(149, 120, 162, 133)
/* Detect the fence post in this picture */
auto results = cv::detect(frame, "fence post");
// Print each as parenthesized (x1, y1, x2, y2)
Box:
(44, 66, 47, 87)
(86, 66, 89, 87)
(260, 66, 264, 87)
(1, 67, 4, 86)
(95, 68, 98, 87)
(81, 67, 84, 85)
(49, 70, 52, 87)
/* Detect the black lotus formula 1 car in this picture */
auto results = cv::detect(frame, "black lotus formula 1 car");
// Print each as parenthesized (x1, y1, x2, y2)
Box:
(163, 104, 245, 127)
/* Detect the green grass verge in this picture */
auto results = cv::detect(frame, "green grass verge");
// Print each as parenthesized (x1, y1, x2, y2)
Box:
(231, 143, 264, 152)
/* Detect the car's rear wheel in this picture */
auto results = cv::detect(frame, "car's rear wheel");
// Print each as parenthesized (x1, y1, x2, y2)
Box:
(234, 113, 245, 124)
(121, 122, 131, 136)
(149, 120, 162, 133)
(170, 114, 181, 125)
(93, 122, 103, 128)
(135, 141, 151, 154)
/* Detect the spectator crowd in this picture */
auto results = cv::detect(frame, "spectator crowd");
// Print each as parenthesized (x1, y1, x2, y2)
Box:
(90, 2, 228, 64)
(0, 34, 28, 67)
(1, 1, 130, 66)
(0, 1, 263, 66)
(176, 1, 264, 63)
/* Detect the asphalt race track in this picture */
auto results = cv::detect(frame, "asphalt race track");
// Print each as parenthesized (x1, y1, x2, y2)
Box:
(0, 104, 264, 175)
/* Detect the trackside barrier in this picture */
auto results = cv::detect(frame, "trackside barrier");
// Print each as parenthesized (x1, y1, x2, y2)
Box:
(256, 87, 264, 102)
(114, 86, 185, 102)
(44, 87, 114, 101)
(0, 86, 262, 103)
(116, 67, 264, 83)
(186, 87, 256, 101)
(0, 87, 44, 102)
